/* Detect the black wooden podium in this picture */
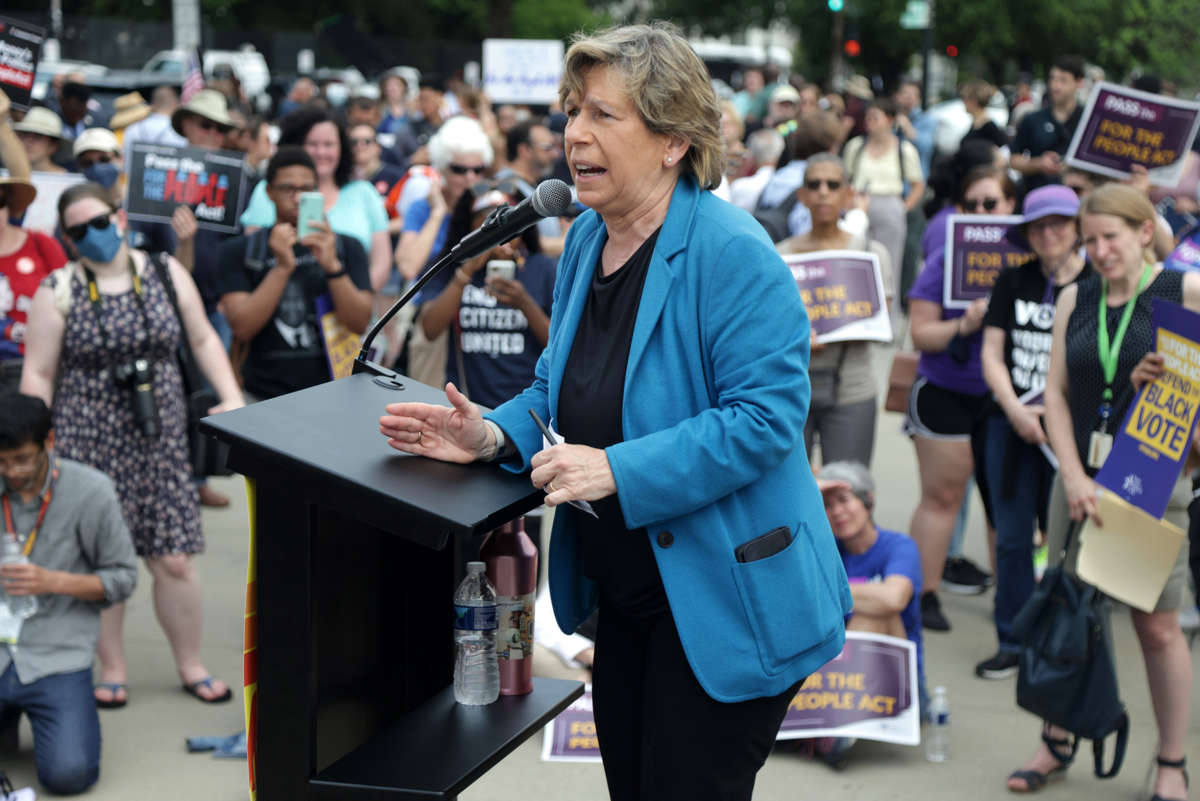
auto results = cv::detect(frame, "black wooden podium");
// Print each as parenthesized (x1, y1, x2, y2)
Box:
(200, 373, 583, 800)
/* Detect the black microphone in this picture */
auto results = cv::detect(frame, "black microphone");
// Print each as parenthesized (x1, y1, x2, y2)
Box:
(354, 179, 574, 380)
(449, 179, 573, 261)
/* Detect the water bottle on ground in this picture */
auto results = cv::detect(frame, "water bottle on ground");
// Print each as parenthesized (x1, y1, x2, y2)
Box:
(453, 561, 499, 705)
(925, 685, 951, 762)
(0, 537, 38, 620)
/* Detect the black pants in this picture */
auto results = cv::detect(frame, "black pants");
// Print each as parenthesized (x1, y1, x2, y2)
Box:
(592, 603, 800, 801)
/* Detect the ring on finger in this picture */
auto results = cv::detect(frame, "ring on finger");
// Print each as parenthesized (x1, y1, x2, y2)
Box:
(416, 431, 423, 443)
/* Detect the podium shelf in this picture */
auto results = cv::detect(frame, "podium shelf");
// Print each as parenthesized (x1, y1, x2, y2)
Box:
(310, 677, 583, 800)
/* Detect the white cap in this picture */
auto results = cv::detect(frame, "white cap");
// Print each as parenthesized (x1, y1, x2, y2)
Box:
(73, 127, 120, 158)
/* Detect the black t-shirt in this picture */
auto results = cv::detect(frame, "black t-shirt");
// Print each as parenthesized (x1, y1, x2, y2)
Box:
(1012, 105, 1084, 193)
(368, 163, 407, 198)
(129, 220, 233, 314)
(557, 228, 668, 618)
(961, 119, 1009, 150)
(983, 258, 1093, 397)
(215, 228, 370, 399)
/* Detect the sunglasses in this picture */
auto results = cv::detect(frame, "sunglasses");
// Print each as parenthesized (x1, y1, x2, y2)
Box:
(448, 163, 486, 175)
(963, 197, 1001, 212)
(0, 190, 7, 209)
(195, 119, 229, 133)
(804, 179, 843, 191)
(472, 180, 522, 198)
(66, 213, 112, 242)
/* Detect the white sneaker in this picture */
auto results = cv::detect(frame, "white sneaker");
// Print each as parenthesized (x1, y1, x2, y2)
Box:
(1179, 606, 1200, 631)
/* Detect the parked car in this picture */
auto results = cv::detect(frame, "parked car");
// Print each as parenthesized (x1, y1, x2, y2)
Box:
(142, 46, 271, 99)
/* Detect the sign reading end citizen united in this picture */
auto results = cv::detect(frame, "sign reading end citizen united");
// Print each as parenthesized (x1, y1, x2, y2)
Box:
(943, 214, 1034, 309)
(0, 16, 44, 111)
(124, 143, 248, 233)
(1096, 299, 1200, 519)
(783, 250, 892, 344)
(1066, 81, 1200, 188)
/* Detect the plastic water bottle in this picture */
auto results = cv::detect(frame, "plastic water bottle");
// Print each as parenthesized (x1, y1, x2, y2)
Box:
(926, 685, 951, 762)
(453, 562, 499, 705)
(0, 537, 38, 619)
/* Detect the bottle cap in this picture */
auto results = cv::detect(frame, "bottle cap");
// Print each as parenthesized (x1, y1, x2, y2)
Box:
(467, 561, 485, 571)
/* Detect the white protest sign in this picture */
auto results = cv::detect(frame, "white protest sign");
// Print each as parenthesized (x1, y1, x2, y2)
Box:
(483, 39, 564, 105)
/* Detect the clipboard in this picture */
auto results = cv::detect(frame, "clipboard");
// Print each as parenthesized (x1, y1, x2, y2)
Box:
(1076, 489, 1186, 612)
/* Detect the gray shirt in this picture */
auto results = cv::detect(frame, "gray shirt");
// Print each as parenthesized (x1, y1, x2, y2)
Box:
(0, 456, 137, 683)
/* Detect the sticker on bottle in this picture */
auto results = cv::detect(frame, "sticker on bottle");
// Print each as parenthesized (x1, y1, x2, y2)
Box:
(495, 593, 534, 661)
(454, 604, 498, 631)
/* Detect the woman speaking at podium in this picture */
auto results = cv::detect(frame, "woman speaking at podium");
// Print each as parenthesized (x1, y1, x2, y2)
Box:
(378, 23, 851, 800)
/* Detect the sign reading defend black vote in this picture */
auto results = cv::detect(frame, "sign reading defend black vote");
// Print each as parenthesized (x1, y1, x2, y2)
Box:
(0, 16, 44, 111)
(124, 143, 249, 233)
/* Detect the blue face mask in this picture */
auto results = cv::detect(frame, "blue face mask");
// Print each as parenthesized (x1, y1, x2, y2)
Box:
(83, 161, 120, 189)
(75, 221, 123, 263)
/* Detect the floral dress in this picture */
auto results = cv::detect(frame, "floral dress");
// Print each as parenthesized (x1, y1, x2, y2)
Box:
(46, 260, 202, 556)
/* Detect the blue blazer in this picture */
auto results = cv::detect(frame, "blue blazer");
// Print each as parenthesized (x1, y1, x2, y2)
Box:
(488, 176, 853, 702)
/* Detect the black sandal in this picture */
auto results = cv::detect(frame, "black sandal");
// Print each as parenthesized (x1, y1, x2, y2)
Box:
(1150, 755, 1189, 801)
(1007, 727, 1079, 793)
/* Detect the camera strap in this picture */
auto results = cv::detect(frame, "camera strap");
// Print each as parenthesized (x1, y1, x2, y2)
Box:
(82, 256, 150, 353)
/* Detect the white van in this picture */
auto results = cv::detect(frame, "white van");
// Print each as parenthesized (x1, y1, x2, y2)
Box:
(142, 46, 270, 99)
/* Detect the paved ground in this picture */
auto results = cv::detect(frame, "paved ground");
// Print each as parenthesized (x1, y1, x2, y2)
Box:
(3, 350, 1198, 800)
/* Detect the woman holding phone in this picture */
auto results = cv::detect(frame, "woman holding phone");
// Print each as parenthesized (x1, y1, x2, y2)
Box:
(413, 182, 554, 409)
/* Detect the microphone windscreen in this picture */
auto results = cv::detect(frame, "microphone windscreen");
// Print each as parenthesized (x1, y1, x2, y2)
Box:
(530, 179, 573, 218)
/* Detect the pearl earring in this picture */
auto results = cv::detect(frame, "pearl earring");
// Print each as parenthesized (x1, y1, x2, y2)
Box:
(665, 157, 673, 165)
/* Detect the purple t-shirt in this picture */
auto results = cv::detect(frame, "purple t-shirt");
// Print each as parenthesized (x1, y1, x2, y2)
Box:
(840, 528, 925, 684)
(906, 248, 988, 396)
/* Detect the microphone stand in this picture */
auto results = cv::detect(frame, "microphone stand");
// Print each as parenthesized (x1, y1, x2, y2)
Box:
(353, 207, 508, 384)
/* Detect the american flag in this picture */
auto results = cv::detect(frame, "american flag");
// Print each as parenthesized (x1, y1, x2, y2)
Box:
(181, 49, 204, 103)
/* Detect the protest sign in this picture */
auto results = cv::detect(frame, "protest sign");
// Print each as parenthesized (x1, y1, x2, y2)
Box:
(483, 39, 564, 105)
(1066, 81, 1200, 187)
(776, 631, 920, 745)
(124, 143, 248, 233)
(942, 214, 1034, 309)
(541, 632, 920, 760)
(1096, 299, 1200, 519)
(315, 293, 360, 380)
(783, 250, 892, 344)
(542, 686, 601, 762)
(1164, 222, 1200, 273)
(0, 17, 43, 111)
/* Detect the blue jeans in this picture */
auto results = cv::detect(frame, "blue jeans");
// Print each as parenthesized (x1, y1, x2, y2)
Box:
(983, 413, 1054, 652)
(0, 664, 101, 794)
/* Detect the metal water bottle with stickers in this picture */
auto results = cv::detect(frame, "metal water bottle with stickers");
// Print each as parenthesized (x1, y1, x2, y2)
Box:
(453, 562, 499, 705)
(482, 519, 538, 695)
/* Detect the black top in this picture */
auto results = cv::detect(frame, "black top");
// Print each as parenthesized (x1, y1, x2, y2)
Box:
(1065, 270, 1184, 473)
(128, 220, 233, 314)
(557, 227, 668, 618)
(215, 228, 370, 399)
(1012, 105, 1085, 194)
(961, 119, 1009, 150)
(983, 258, 1093, 397)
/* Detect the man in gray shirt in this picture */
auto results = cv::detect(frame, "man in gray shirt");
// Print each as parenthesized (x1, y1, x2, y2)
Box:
(0, 392, 137, 795)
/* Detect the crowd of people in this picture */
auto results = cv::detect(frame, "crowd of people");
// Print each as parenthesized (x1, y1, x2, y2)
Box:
(0, 24, 1197, 800)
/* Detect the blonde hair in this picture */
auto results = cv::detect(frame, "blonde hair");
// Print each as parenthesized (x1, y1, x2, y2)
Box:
(960, 80, 995, 108)
(1081, 183, 1157, 257)
(559, 22, 724, 190)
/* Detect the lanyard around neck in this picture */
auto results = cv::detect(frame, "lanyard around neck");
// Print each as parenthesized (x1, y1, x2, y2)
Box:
(1097, 262, 1154, 404)
(1, 457, 59, 558)
(83, 257, 149, 350)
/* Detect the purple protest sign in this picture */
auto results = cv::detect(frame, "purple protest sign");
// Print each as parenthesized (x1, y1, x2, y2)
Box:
(541, 687, 602, 762)
(1096, 299, 1200, 518)
(1165, 224, 1200, 273)
(942, 215, 1035, 309)
(1066, 82, 1200, 187)
(783, 250, 892, 344)
(776, 631, 920, 746)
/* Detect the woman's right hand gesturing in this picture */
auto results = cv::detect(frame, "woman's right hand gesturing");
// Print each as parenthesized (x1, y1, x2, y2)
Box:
(379, 382, 494, 463)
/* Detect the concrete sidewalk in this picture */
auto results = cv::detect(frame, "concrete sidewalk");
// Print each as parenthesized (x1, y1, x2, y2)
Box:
(3, 376, 1198, 800)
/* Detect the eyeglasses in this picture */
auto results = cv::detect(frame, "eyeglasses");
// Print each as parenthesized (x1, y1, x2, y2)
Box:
(1064, 184, 1087, 197)
(0, 449, 43, 473)
(65, 213, 112, 242)
(351, 137, 377, 147)
(77, 153, 113, 169)
(531, 141, 557, 152)
(804, 179, 843, 191)
(269, 183, 317, 196)
(448, 163, 487, 175)
(963, 197, 1002, 212)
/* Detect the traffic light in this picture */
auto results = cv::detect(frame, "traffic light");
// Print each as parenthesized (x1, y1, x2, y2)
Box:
(844, 39, 861, 57)
(828, 0, 845, 11)
(945, 44, 958, 57)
